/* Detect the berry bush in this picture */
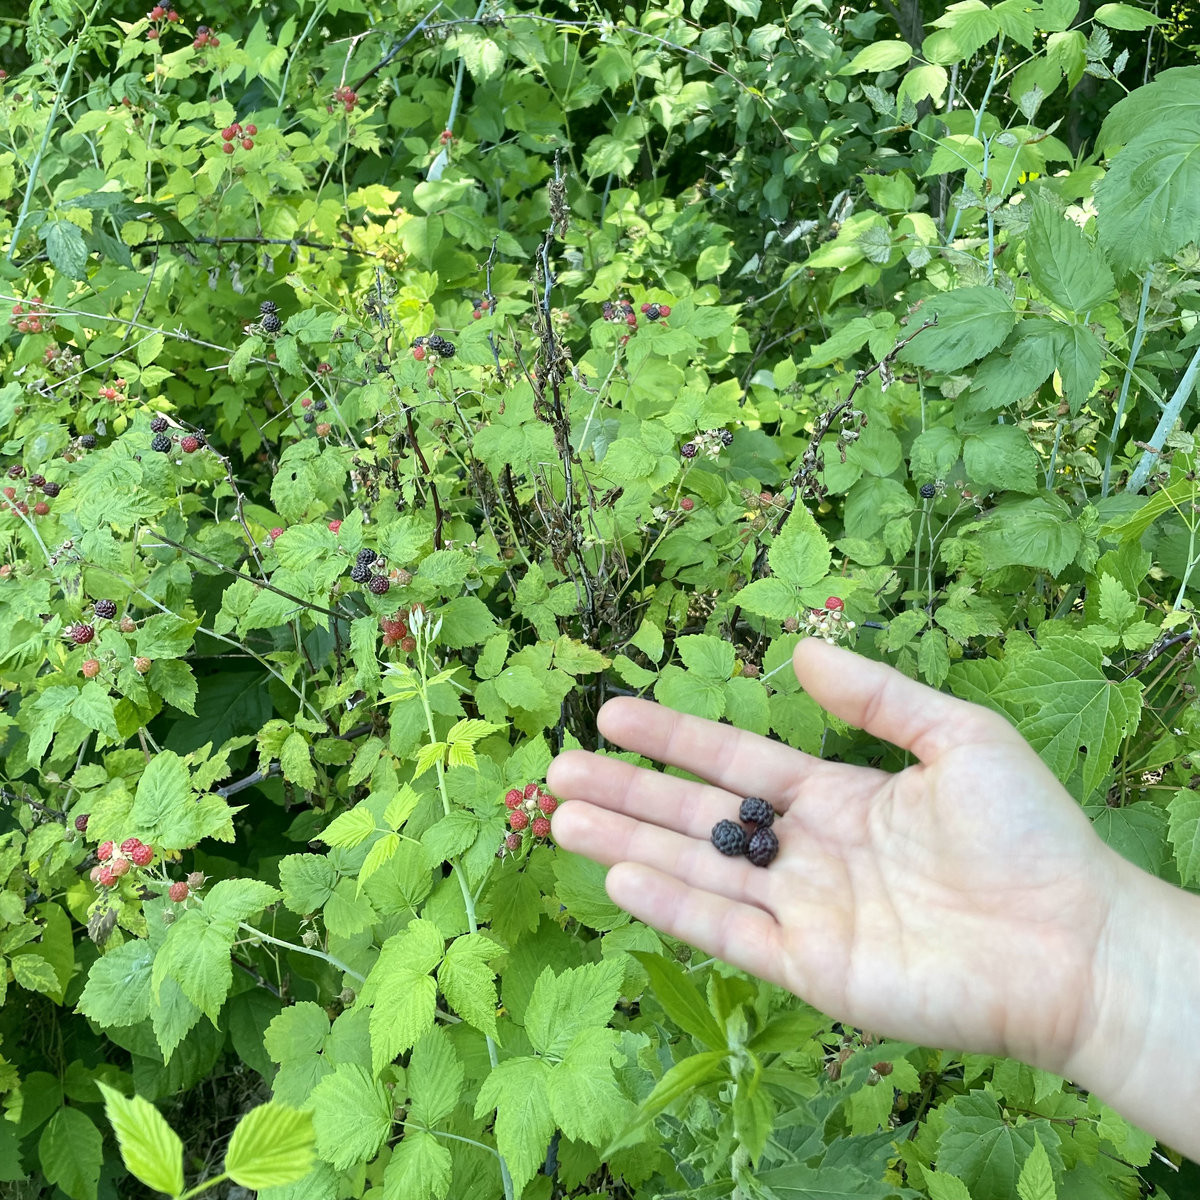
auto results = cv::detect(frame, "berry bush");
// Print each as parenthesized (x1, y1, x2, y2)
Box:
(0, 0, 1199, 1197)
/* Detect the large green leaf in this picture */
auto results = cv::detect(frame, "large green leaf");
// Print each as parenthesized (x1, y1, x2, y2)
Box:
(901, 287, 1016, 372)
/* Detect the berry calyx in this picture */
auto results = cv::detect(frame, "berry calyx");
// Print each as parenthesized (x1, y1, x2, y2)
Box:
(75, 813, 89, 832)
(739, 796, 775, 828)
(509, 809, 529, 831)
(81, 659, 100, 678)
(711, 819, 748, 857)
(169, 881, 189, 902)
(69, 623, 95, 644)
(746, 826, 779, 867)
(504, 788, 523, 809)
(531, 816, 551, 839)
(179, 435, 201, 453)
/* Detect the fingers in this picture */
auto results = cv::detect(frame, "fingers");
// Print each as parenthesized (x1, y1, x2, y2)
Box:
(604, 861, 787, 984)
(793, 638, 1017, 762)
(593, 696, 826, 803)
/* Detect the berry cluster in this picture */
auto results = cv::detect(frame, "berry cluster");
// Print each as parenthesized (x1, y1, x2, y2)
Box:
(438, 129, 454, 145)
(711, 796, 779, 867)
(10, 298, 48, 336)
(348, 546, 407, 596)
(96, 378, 127, 402)
(145, 6, 180, 40)
(2, 469, 59, 519)
(380, 609, 418, 652)
(219, 121, 256, 155)
(412, 334, 456, 362)
(42, 344, 82, 376)
(470, 297, 493, 320)
(151, 429, 205, 455)
(330, 85, 358, 113)
(680, 428, 734, 460)
(788, 596, 856, 645)
(192, 23, 220, 49)
(258, 299, 281, 333)
(501, 784, 558, 851)
(90, 836, 155, 887)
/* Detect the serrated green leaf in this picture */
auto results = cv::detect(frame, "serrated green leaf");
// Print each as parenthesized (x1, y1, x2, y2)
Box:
(97, 1082, 184, 1197)
(309, 1065, 393, 1170)
(226, 1104, 316, 1189)
(902, 287, 1016, 371)
(321, 806, 377, 848)
(1167, 789, 1200, 886)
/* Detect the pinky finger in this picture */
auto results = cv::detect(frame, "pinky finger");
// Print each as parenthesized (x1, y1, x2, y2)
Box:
(605, 861, 786, 986)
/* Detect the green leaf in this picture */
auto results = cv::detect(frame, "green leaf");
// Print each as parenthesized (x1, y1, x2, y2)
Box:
(902, 287, 1017, 372)
(1167, 789, 1200, 886)
(279, 854, 336, 914)
(475, 1057, 555, 1194)
(768, 503, 832, 588)
(42, 219, 89, 279)
(842, 40, 912, 75)
(1094, 2, 1164, 28)
(309, 1065, 393, 1170)
(963, 425, 1040, 494)
(654, 665, 725, 720)
(606, 1050, 729, 1154)
(78, 939, 153, 1027)
(437, 933, 499, 1036)
(675, 634, 735, 681)
(226, 1104, 316, 1189)
(525, 958, 625, 1057)
(966, 496, 1083, 575)
(381, 1130, 452, 1200)
(630, 952, 726, 1049)
(1026, 201, 1114, 313)
(1016, 1136, 1057, 1200)
(39, 1107, 103, 1200)
(11, 954, 59, 994)
(550, 1028, 632, 1146)
(407, 1029, 463, 1128)
(97, 1082, 184, 1198)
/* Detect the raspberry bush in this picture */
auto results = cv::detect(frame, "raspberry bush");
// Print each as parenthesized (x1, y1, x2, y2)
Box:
(0, 1, 1198, 1198)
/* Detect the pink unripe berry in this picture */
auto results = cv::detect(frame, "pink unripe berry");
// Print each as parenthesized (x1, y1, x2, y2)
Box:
(120, 837, 142, 855)
(222, 142, 234, 154)
(74, 814, 89, 832)
(130, 844, 154, 867)
(109, 857, 130, 877)
(169, 881, 189, 902)
(658, 304, 671, 316)
(97, 841, 114, 861)
(269, 527, 284, 539)
(97, 867, 117, 887)
(413, 345, 426, 361)
(523, 783, 539, 800)
(504, 788, 523, 809)
(825, 596, 844, 612)
(531, 816, 551, 839)
(679, 497, 694, 511)
(538, 795, 558, 816)
(509, 809, 529, 831)
(244, 123, 257, 135)
(242, 138, 254, 150)
(329, 520, 342, 533)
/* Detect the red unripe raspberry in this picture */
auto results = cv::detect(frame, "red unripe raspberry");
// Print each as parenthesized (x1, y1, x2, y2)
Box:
(120, 837, 142, 855)
(221, 126, 235, 140)
(509, 809, 529, 831)
(245, 123, 257, 135)
(134, 657, 152, 674)
(180, 435, 200, 453)
(186, 871, 206, 890)
(147, 29, 159, 39)
(505, 832, 523, 852)
(33, 502, 49, 516)
(14, 502, 27, 516)
(130, 843, 154, 866)
(504, 788, 523, 809)
(169, 881, 189, 902)
(210, 35, 219, 45)
(300, 396, 312, 407)
(317, 362, 332, 374)
(2, 488, 12, 500)
(81, 658, 100, 678)
(329, 519, 341, 533)
(97, 840, 114, 861)
(531, 817, 551, 839)
(679, 497, 694, 511)
(824, 596, 844, 612)
(167, 9, 179, 20)
(413, 345, 426, 361)
(523, 783, 539, 800)
(89, 865, 104, 882)
(97, 867, 117, 886)
(222, 142, 234, 154)
(242, 138, 254, 150)
(658, 304, 671, 316)
(110, 857, 130, 877)
(640, 303, 651, 313)
(75, 813, 90, 832)
(70, 622, 95, 644)
(399, 635, 416, 652)
(625, 313, 637, 327)
(538, 795, 558, 816)
(315, 422, 331, 437)
(473, 310, 481, 319)
(269, 527, 284, 539)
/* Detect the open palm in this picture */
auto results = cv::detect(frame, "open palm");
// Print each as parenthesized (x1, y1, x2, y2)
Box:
(547, 638, 1122, 1073)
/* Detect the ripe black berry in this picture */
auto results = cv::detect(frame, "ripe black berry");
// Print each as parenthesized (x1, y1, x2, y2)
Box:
(711, 819, 748, 857)
(714, 429, 734, 447)
(150, 417, 168, 433)
(427, 334, 456, 358)
(93, 599, 117, 620)
(7, 466, 24, 479)
(69, 623, 95, 645)
(368, 575, 390, 595)
(746, 827, 779, 868)
(919, 483, 936, 499)
(151, 433, 172, 453)
(680, 442, 697, 459)
(41, 481, 60, 497)
(349, 562, 371, 584)
(74, 813, 89, 832)
(739, 796, 775, 828)
(303, 411, 315, 423)
(259, 300, 278, 314)
(356, 547, 377, 565)
(261, 312, 282, 333)
(79, 434, 96, 449)
(314, 399, 327, 411)
(27, 474, 45, 487)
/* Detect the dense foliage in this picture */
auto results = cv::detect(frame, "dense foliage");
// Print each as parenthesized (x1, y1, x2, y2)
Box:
(1, 0, 1199, 1196)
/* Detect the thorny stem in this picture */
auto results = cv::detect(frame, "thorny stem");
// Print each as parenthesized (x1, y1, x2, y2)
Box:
(1102, 267, 1154, 498)
(236, 921, 366, 982)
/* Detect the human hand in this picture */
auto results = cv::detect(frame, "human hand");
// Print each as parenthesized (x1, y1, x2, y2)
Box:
(547, 638, 1125, 1074)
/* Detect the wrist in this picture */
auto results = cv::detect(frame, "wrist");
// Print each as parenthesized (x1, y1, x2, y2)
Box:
(1063, 854, 1200, 1155)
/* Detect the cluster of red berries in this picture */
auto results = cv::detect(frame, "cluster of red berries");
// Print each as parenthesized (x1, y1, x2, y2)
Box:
(411, 334, 456, 363)
(97, 378, 127, 402)
(470, 297, 493, 320)
(330, 85, 358, 113)
(145, 6, 180, 39)
(219, 121, 256, 154)
(90, 836, 155, 887)
(503, 783, 558, 849)
(379, 610, 417, 652)
(601, 298, 671, 334)
(192, 23, 220, 49)
(3, 469, 59, 519)
(784, 596, 856, 645)
(10, 299, 48, 335)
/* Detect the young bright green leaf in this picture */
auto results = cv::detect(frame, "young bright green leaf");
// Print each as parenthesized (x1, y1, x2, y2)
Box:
(225, 1103, 316, 1189)
(381, 1129, 452, 1200)
(474, 1056, 555, 1195)
(525, 958, 625, 1057)
(97, 1082, 184, 1198)
(1167, 789, 1200, 887)
(406, 1029, 464, 1128)
(320, 806, 377, 849)
(1016, 1136, 1057, 1200)
(630, 951, 727, 1050)
(309, 1065, 393, 1171)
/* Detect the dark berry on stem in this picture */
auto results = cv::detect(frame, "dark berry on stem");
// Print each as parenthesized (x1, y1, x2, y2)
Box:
(80, 434, 96, 449)
(680, 442, 697, 459)
(739, 796, 775, 828)
(150, 416, 168, 433)
(711, 819, 748, 857)
(368, 575, 390, 595)
(349, 562, 372, 583)
(41, 481, 60, 497)
(746, 827, 779, 868)
(70, 623, 95, 644)
(919, 482, 936, 499)
(93, 599, 117, 620)
(261, 312, 282, 333)
(28, 474, 44, 487)
(151, 433, 172, 453)
(356, 547, 377, 564)
(74, 814, 89, 832)
(260, 300, 278, 314)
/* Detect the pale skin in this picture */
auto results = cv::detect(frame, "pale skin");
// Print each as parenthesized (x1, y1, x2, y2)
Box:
(547, 637, 1200, 1159)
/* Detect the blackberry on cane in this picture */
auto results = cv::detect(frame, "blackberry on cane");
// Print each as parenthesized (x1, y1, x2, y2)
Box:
(41, 481, 60, 497)
(368, 575, 390, 595)
(93, 599, 117, 620)
(739, 796, 775, 829)
(356, 547, 377, 565)
(746, 827, 779, 868)
(919, 482, 937, 499)
(151, 433, 172, 453)
(261, 312, 282, 334)
(711, 819, 748, 857)
(150, 417, 169, 433)
(349, 562, 372, 584)
(79, 434, 96, 449)
(259, 300, 278, 315)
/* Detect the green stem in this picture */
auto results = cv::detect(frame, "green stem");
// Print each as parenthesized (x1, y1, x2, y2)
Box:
(7, 1, 102, 261)
(1103, 267, 1154, 497)
(236, 922, 366, 982)
(178, 1171, 229, 1199)
(945, 33, 1004, 244)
